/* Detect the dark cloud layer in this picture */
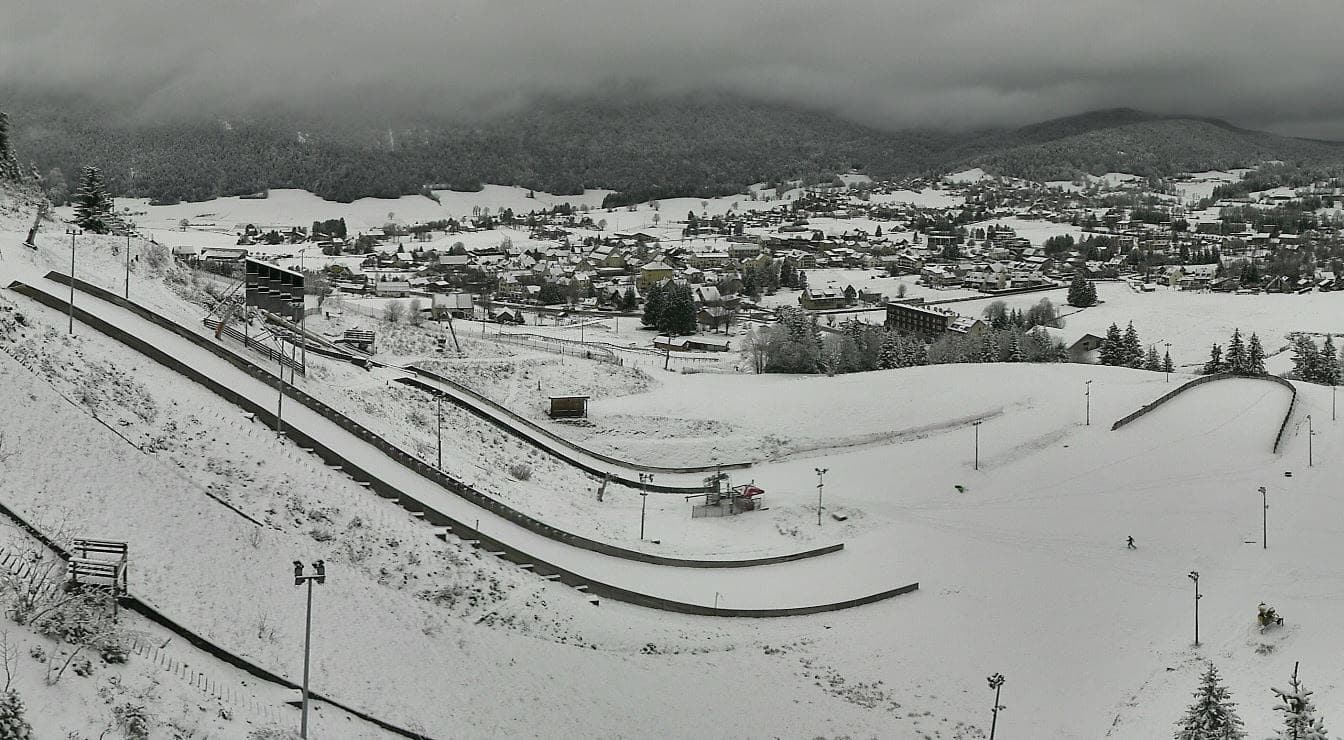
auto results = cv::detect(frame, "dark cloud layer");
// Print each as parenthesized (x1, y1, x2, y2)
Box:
(3, 0, 1342, 137)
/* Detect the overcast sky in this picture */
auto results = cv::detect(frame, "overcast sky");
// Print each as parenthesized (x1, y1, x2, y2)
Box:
(3, 0, 1343, 137)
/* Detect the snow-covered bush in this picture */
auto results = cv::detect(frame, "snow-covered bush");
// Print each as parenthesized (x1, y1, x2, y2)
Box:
(508, 463, 532, 481)
(0, 689, 33, 740)
(113, 702, 151, 739)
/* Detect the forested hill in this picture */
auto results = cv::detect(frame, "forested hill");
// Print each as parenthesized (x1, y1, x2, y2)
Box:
(5, 91, 1343, 205)
(951, 112, 1344, 182)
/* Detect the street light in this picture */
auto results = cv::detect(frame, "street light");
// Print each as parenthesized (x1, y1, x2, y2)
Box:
(65, 227, 81, 334)
(814, 467, 828, 525)
(292, 559, 327, 739)
(1164, 342, 1172, 383)
(1258, 486, 1267, 550)
(1187, 571, 1201, 646)
(124, 231, 133, 300)
(1307, 414, 1314, 467)
(972, 421, 982, 470)
(638, 473, 653, 540)
(436, 392, 443, 470)
(986, 673, 1005, 740)
(1085, 380, 1093, 426)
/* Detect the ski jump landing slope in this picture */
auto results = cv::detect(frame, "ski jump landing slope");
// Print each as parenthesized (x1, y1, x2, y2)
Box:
(54, 272, 739, 494)
(46, 271, 840, 569)
(8, 277, 917, 615)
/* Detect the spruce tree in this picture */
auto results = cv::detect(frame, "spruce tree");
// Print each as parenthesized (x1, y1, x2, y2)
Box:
(878, 331, 899, 369)
(641, 282, 665, 328)
(1007, 331, 1024, 362)
(1321, 335, 1340, 386)
(1163, 350, 1175, 375)
(0, 110, 20, 182)
(73, 165, 113, 233)
(1100, 323, 1123, 365)
(1123, 322, 1143, 368)
(979, 333, 997, 363)
(1290, 335, 1321, 383)
(1226, 329, 1248, 375)
(1144, 345, 1162, 371)
(621, 287, 638, 312)
(1174, 663, 1244, 740)
(1067, 272, 1097, 307)
(1203, 344, 1224, 375)
(1269, 663, 1329, 740)
(1247, 333, 1267, 376)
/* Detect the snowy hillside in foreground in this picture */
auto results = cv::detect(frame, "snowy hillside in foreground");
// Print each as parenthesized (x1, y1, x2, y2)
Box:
(3, 193, 1344, 736)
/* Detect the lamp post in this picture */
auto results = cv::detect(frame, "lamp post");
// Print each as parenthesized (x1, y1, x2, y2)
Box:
(1085, 380, 1093, 426)
(1164, 342, 1172, 382)
(1307, 414, 1314, 467)
(124, 231, 132, 300)
(292, 560, 327, 739)
(436, 392, 443, 470)
(814, 467, 827, 525)
(1187, 570, 1201, 646)
(638, 473, 653, 540)
(972, 421, 982, 471)
(1258, 486, 1267, 550)
(986, 673, 1005, 740)
(65, 227, 81, 334)
(276, 340, 287, 436)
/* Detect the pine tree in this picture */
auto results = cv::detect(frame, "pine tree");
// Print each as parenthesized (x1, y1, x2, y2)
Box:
(1203, 344, 1224, 375)
(1174, 663, 1244, 740)
(1123, 322, 1143, 368)
(1290, 335, 1321, 383)
(73, 165, 113, 233)
(1269, 663, 1330, 740)
(1321, 335, 1340, 386)
(1163, 350, 1175, 375)
(1247, 333, 1267, 376)
(979, 333, 996, 362)
(1226, 329, 1248, 375)
(1067, 271, 1097, 307)
(621, 287, 638, 312)
(0, 110, 20, 182)
(0, 689, 33, 739)
(1144, 345, 1162, 371)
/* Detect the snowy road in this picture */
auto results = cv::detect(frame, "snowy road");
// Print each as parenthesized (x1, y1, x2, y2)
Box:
(9, 275, 915, 612)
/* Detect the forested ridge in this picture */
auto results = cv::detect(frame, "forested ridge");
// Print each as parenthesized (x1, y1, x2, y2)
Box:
(5, 91, 1343, 205)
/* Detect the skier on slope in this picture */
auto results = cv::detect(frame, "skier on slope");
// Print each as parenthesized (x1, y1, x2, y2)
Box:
(1126, 535, 1136, 550)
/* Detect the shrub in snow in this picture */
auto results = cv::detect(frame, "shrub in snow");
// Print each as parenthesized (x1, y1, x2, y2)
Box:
(249, 727, 301, 739)
(113, 702, 151, 739)
(1174, 662, 1244, 739)
(0, 689, 33, 740)
(508, 463, 532, 481)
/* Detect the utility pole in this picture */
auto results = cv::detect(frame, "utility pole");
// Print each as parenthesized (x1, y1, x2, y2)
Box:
(1085, 379, 1093, 426)
(638, 473, 653, 540)
(436, 392, 443, 470)
(814, 467, 828, 525)
(972, 421, 982, 470)
(987, 673, 1005, 740)
(1188, 571, 1201, 646)
(292, 560, 327, 739)
(66, 227, 81, 334)
(1258, 486, 1267, 550)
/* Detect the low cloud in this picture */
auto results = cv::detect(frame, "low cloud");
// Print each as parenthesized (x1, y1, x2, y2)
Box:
(2, 0, 1342, 137)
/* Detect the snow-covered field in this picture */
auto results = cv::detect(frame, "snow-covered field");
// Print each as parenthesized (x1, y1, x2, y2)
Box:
(6, 191, 1344, 738)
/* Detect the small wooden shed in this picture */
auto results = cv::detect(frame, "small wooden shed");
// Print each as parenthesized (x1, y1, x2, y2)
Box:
(547, 395, 589, 419)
